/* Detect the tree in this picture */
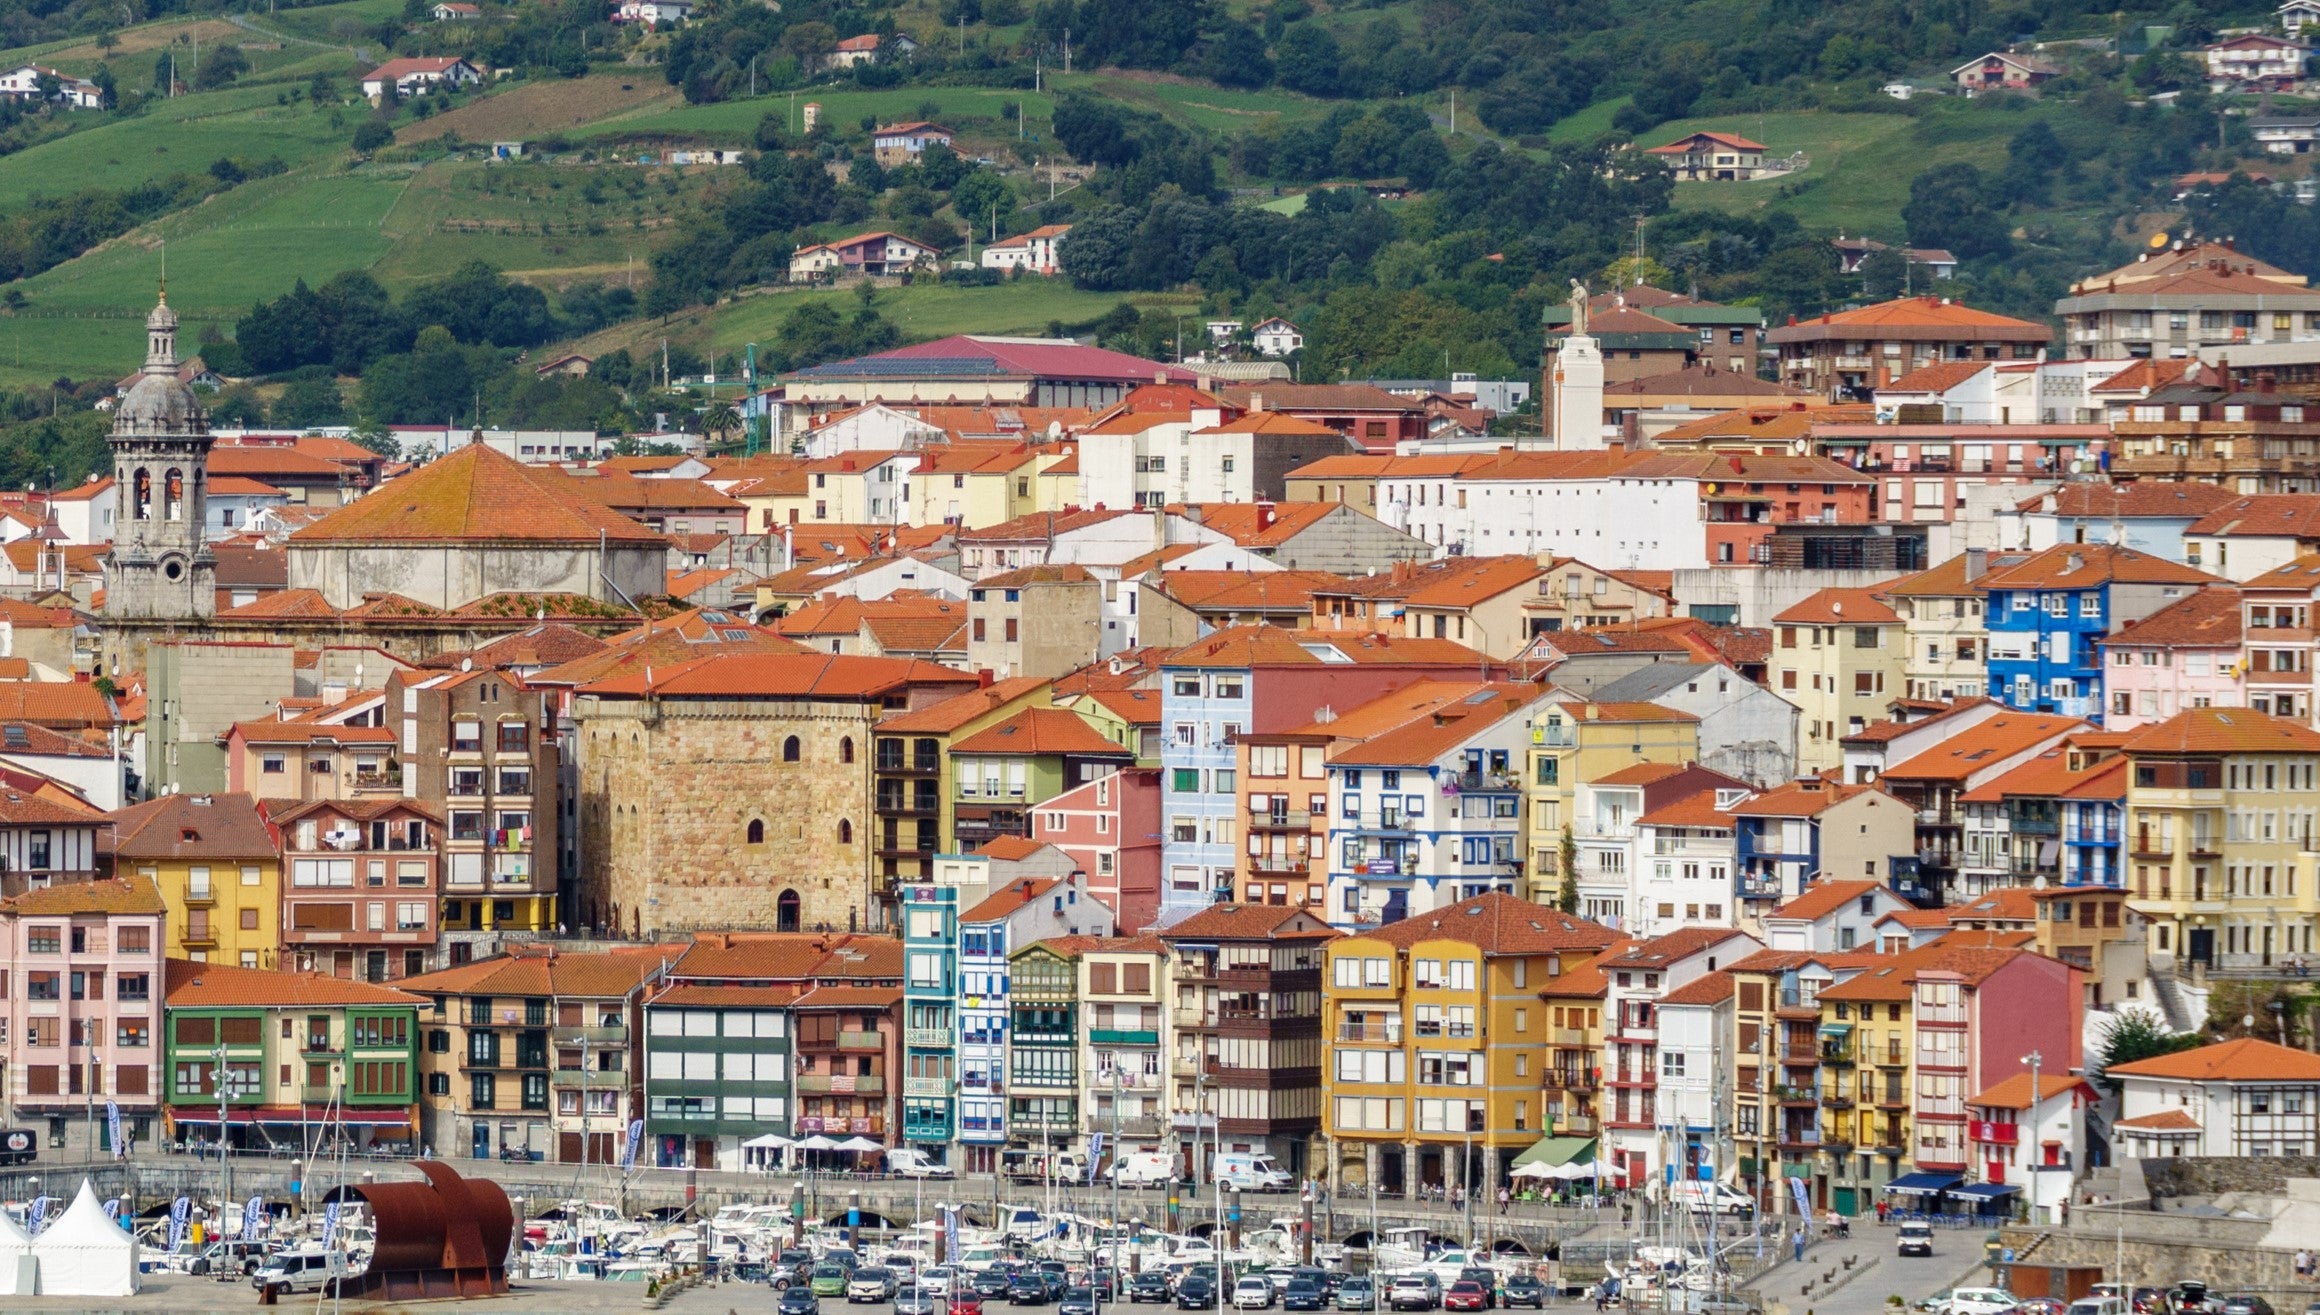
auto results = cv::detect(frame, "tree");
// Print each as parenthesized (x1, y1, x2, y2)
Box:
(348, 416, 400, 459)
(192, 44, 248, 91)
(1902, 162, 2011, 261)
(1556, 827, 1578, 914)
(700, 401, 741, 447)
(2091, 1010, 2200, 1093)
(1858, 245, 1909, 300)
(352, 119, 395, 153)
(1273, 24, 1341, 97)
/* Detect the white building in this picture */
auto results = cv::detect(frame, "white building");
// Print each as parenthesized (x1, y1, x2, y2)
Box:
(1652, 968, 1738, 1186)
(2109, 1036, 2320, 1159)
(1628, 788, 1749, 941)
(980, 224, 1071, 275)
(614, 0, 693, 26)
(1759, 878, 1912, 952)
(358, 56, 482, 100)
(1252, 318, 1304, 358)
(799, 403, 947, 459)
(955, 872, 1116, 1165)
(1571, 765, 1664, 929)
(1595, 929, 1763, 1189)
(1322, 684, 1541, 928)
(2285, 0, 2320, 37)
(1963, 1072, 2093, 1225)
(0, 63, 103, 108)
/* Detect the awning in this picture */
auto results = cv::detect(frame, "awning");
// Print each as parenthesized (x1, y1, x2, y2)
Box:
(1884, 1172, 1964, 1194)
(173, 1107, 412, 1128)
(1818, 1022, 1854, 1036)
(1952, 1182, 2021, 1201)
(1510, 1135, 1596, 1169)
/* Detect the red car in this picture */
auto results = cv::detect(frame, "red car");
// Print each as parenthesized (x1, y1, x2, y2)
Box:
(1445, 1282, 1491, 1312)
(950, 1295, 986, 1315)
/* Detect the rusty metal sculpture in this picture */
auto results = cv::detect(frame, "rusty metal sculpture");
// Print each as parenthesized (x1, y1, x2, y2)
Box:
(329, 1160, 513, 1300)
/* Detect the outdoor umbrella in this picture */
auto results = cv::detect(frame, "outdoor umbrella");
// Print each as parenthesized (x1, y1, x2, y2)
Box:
(837, 1137, 884, 1152)
(797, 1135, 843, 1150)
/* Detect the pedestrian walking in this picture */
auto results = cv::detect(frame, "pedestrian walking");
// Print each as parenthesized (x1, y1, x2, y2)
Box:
(1875, 1199, 1887, 1224)
(1499, 1186, 1511, 1215)
(2296, 1247, 2313, 1280)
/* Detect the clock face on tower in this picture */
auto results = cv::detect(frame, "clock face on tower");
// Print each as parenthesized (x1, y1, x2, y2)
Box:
(106, 289, 217, 621)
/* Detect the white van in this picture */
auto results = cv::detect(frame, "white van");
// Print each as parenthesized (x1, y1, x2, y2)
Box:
(886, 1147, 955, 1179)
(1111, 1151, 1179, 1188)
(1211, 1152, 1293, 1192)
(251, 1248, 350, 1295)
(1667, 1182, 1755, 1217)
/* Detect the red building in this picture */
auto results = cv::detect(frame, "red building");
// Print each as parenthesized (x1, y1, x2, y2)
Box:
(1216, 385, 1427, 452)
(1031, 766, 1161, 932)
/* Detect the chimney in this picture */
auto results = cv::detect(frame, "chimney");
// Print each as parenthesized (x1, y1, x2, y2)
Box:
(2066, 551, 2085, 574)
(1255, 500, 1277, 532)
(1964, 547, 1988, 581)
(978, 669, 994, 688)
(1249, 393, 1265, 413)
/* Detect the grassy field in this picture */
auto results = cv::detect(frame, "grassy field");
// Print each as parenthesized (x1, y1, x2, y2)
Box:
(0, 82, 360, 199)
(1053, 72, 1345, 134)
(367, 158, 719, 294)
(1547, 96, 1630, 144)
(577, 84, 1055, 144)
(569, 279, 1188, 367)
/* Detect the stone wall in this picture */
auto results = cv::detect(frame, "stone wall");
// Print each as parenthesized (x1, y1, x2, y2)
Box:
(574, 694, 879, 936)
(2143, 1154, 2320, 1200)
(2006, 1222, 2302, 1293)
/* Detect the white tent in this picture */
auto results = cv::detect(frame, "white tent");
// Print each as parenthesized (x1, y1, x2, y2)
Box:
(27, 1179, 139, 1296)
(0, 1202, 30, 1295)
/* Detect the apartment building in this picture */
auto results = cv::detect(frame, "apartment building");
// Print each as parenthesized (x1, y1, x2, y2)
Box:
(1772, 589, 1909, 774)
(951, 709, 1131, 856)
(1526, 696, 1703, 907)
(1029, 768, 1164, 933)
(1321, 892, 1620, 1194)
(2054, 244, 2320, 359)
(1596, 928, 1762, 1188)
(954, 873, 1115, 1169)
(110, 792, 281, 970)
(1872, 712, 2086, 905)
(400, 946, 664, 1163)
(1007, 936, 1089, 1156)
(1885, 551, 2019, 702)
(272, 798, 443, 982)
(1963, 1071, 2096, 1224)
(0, 877, 165, 1148)
(1080, 934, 1172, 1169)
(901, 883, 963, 1155)
(1572, 763, 1749, 928)
(1765, 296, 2051, 401)
(161, 959, 422, 1153)
(1979, 545, 2218, 718)
(1539, 953, 1613, 1141)
(1724, 948, 1878, 1214)
(2239, 557, 2320, 721)
(1734, 781, 1916, 913)
(1157, 627, 1488, 917)
(2098, 587, 2244, 728)
(2110, 1036, 2320, 1159)
(873, 678, 1054, 888)
(1160, 904, 1338, 1180)
(2120, 707, 2320, 971)
(1629, 787, 1754, 941)
(1322, 684, 1547, 929)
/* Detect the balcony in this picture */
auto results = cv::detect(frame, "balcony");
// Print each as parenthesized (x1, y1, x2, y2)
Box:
(876, 799, 940, 818)
(1776, 1130, 1821, 1151)
(1337, 1021, 1402, 1044)
(552, 1025, 626, 1046)
(799, 1073, 886, 1096)
(1775, 1086, 1818, 1106)
(1170, 1054, 1215, 1078)
(1822, 1091, 1855, 1109)
(1248, 855, 1310, 876)
(551, 1068, 625, 1089)
(1781, 1044, 1818, 1063)
(902, 1077, 949, 1099)
(905, 1027, 951, 1049)
(1172, 1005, 1210, 1029)
(1875, 1091, 1909, 1109)
(1554, 1114, 1598, 1135)
(1546, 1070, 1599, 1093)
(1090, 1028, 1159, 1046)
(837, 1030, 884, 1051)
(1248, 810, 1314, 831)
(1085, 1114, 1165, 1137)
(1968, 1119, 2018, 1145)
(1451, 771, 1522, 794)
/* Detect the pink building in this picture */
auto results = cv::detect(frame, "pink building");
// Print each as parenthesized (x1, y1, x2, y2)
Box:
(1908, 945, 2082, 1176)
(1810, 423, 2105, 525)
(1031, 766, 1160, 932)
(0, 876, 166, 1148)
(2097, 586, 2243, 730)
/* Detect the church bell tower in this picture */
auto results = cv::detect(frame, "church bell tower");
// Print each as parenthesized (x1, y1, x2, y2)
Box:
(105, 288, 216, 621)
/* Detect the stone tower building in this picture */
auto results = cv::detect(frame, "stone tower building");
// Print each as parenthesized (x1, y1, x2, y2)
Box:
(106, 290, 216, 621)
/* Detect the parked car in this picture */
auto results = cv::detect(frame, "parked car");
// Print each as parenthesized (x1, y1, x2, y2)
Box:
(1456, 1270, 1497, 1305)
(1012, 1273, 1055, 1306)
(250, 1249, 348, 1296)
(2068, 1299, 2127, 1315)
(2218, 1299, 2274, 1315)
(1133, 1274, 1173, 1304)
(1179, 1276, 1218, 1310)
(1337, 1278, 1379, 1311)
(1062, 1287, 1099, 1315)
(1501, 1277, 1545, 1310)
(1391, 1275, 1442, 1312)
(1445, 1282, 1492, 1312)
(195, 1240, 273, 1277)
(812, 1265, 852, 1297)
(950, 1294, 986, 1315)
(1897, 1222, 1935, 1258)
(851, 1268, 900, 1303)
(2172, 1285, 2218, 1315)
(782, 1287, 823, 1315)
(922, 1268, 960, 1298)
(1238, 1277, 1280, 1310)
(1287, 1279, 1327, 1311)
(896, 1287, 937, 1315)
(975, 1270, 1016, 1300)
(2018, 1299, 2067, 1315)
(1944, 1290, 2021, 1315)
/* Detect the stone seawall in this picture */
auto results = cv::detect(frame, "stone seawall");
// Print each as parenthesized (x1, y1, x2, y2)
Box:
(2143, 1155, 2320, 1199)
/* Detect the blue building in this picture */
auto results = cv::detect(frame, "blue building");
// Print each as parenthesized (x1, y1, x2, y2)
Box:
(900, 882, 960, 1155)
(1732, 778, 1914, 907)
(1980, 544, 2214, 719)
(2059, 758, 2126, 888)
(956, 902, 1011, 1164)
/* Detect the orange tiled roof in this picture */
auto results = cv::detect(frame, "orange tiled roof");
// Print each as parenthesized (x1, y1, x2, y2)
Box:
(1879, 361, 1992, 394)
(1159, 904, 1339, 941)
(1977, 543, 2218, 591)
(1162, 624, 1486, 669)
(963, 876, 1065, 922)
(0, 681, 115, 728)
(291, 443, 665, 545)
(2120, 706, 2320, 755)
(1882, 713, 2087, 783)
(1769, 879, 1887, 922)
(1153, 570, 1345, 612)
(1592, 762, 1690, 788)
(1636, 789, 1733, 829)
(2114, 1108, 2204, 1131)
(165, 957, 424, 1007)
(951, 707, 1132, 757)
(1730, 779, 1890, 817)
(1967, 1071, 2095, 1111)
(1346, 892, 1618, 954)
(399, 944, 674, 998)
(2107, 1036, 2320, 1082)
(2104, 587, 2240, 648)
(1173, 501, 1343, 548)
(1657, 969, 1738, 1006)
(877, 677, 1051, 734)
(578, 652, 979, 701)
(1773, 587, 1902, 626)
(0, 874, 164, 916)
(1327, 684, 1545, 767)
(109, 792, 276, 860)
(1882, 552, 2029, 598)
(1765, 295, 2050, 343)
(1599, 927, 1754, 969)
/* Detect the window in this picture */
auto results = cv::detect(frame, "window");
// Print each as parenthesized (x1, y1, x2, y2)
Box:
(782, 736, 801, 762)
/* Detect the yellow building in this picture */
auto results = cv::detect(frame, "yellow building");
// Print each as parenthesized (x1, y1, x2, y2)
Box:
(2121, 707, 2320, 971)
(1772, 587, 1909, 774)
(1524, 695, 1702, 905)
(870, 677, 1054, 883)
(909, 443, 1064, 528)
(1816, 955, 1915, 1213)
(1538, 951, 1613, 1140)
(1320, 892, 1620, 1194)
(110, 793, 283, 969)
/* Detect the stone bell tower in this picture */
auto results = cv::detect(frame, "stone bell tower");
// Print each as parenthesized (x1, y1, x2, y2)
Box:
(105, 288, 216, 621)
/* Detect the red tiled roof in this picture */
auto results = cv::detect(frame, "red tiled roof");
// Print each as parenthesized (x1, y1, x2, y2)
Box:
(1636, 790, 1733, 829)
(0, 875, 163, 916)
(1344, 892, 1619, 954)
(1765, 296, 2051, 344)
(109, 792, 276, 860)
(1645, 130, 1767, 153)
(877, 678, 1051, 734)
(1592, 762, 1690, 788)
(1976, 544, 2218, 590)
(578, 652, 979, 700)
(1968, 1072, 2096, 1110)
(1879, 361, 1992, 394)
(1657, 969, 1737, 1006)
(963, 876, 1063, 922)
(2113, 1109, 2204, 1131)
(1327, 685, 1546, 767)
(2104, 587, 2240, 648)
(1599, 927, 1754, 969)
(1159, 904, 1339, 941)
(2014, 481, 2244, 519)
(1729, 779, 1892, 817)
(1882, 713, 2087, 782)
(976, 836, 1050, 861)
(1163, 625, 1485, 669)
(0, 681, 115, 729)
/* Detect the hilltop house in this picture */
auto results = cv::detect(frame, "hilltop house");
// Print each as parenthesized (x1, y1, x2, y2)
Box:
(1949, 51, 2060, 95)
(612, 0, 693, 25)
(872, 121, 953, 165)
(980, 224, 1072, 275)
(359, 57, 482, 101)
(1642, 131, 1773, 181)
(789, 232, 942, 282)
(830, 33, 917, 68)
(2206, 33, 2310, 88)
(0, 63, 104, 108)
(1252, 318, 1305, 357)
